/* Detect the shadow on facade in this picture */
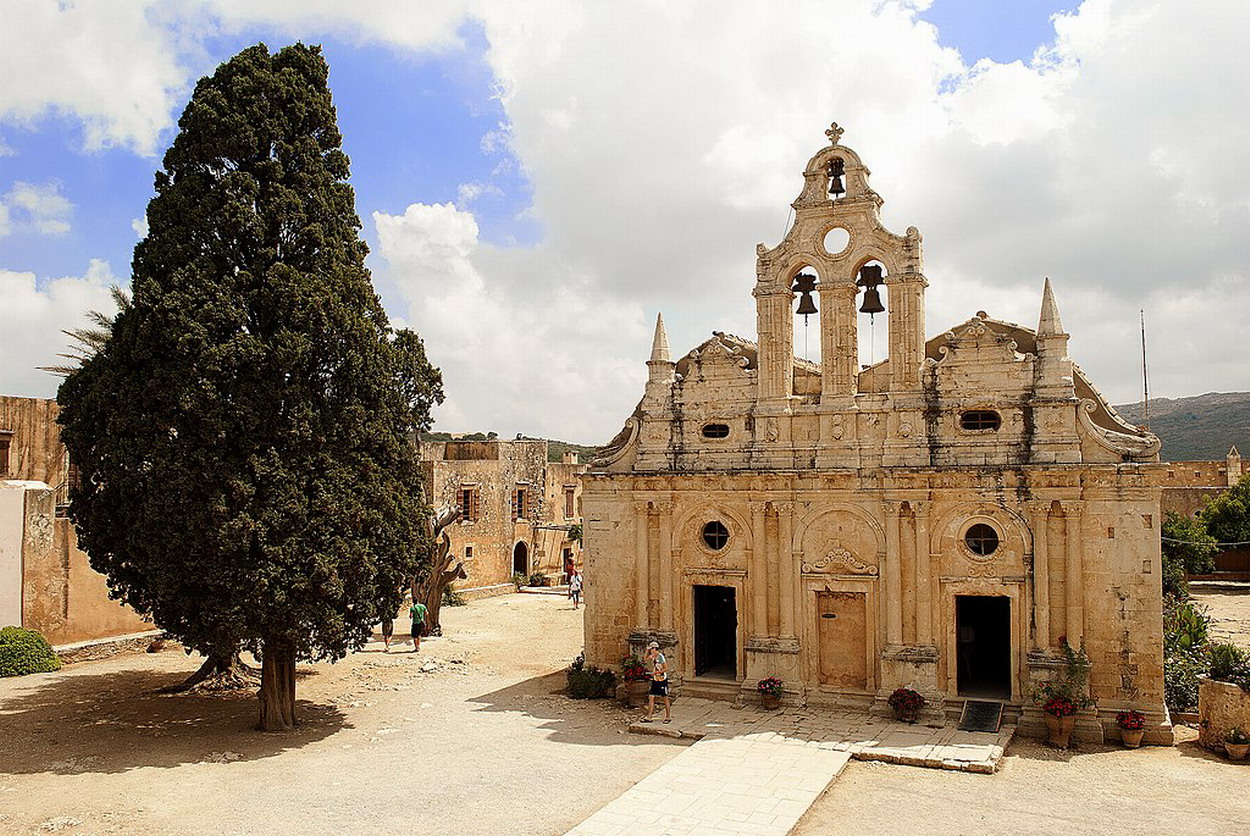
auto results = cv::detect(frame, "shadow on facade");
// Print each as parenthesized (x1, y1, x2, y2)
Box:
(0, 668, 347, 775)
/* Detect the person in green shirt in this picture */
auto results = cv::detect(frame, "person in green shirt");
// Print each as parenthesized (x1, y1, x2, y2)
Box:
(410, 599, 428, 652)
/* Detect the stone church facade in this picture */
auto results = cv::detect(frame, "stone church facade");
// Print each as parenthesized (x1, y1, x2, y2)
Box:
(582, 125, 1171, 743)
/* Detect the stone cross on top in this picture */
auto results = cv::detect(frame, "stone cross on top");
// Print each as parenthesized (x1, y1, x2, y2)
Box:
(825, 122, 844, 146)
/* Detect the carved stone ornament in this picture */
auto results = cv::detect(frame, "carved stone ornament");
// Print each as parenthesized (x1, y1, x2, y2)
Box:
(831, 414, 845, 440)
(765, 417, 780, 443)
(825, 122, 845, 146)
(802, 543, 878, 575)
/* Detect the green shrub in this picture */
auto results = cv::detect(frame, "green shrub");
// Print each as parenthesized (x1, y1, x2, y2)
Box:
(442, 583, 467, 607)
(566, 651, 615, 699)
(528, 571, 547, 587)
(1161, 549, 1188, 599)
(0, 626, 62, 677)
(1163, 597, 1214, 712)
(1209, 642, 1250, 690)
(510, 572, 526, 591)
(1162, 510, 1218, 579)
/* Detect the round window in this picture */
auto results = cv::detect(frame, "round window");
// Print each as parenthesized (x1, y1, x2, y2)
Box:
(702, 521, 729, 551)
(964, 523, 999, 556)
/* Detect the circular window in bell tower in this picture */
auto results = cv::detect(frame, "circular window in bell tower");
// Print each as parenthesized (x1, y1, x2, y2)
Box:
(702, 521, 730, 551)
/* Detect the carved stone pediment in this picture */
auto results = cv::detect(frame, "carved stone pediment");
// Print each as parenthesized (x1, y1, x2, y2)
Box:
(802, 542, 878, 575)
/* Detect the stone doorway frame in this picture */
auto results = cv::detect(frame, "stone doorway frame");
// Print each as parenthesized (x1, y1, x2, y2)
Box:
(800, 574, 879, 695)
(680, 567, 746, 682)
(939, 578, 1026, 702)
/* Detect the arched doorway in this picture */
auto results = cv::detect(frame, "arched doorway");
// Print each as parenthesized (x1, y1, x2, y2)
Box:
(513, 541, 529, 576)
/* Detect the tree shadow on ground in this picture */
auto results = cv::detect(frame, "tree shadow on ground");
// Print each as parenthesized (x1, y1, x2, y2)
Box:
(1174, 736, 1236, 764)
(469, 671, 675, 749)
(0, 666, 348, 775)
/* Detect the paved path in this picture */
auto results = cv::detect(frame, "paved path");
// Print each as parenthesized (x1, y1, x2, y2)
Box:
(566, 736, 851, 836)
(567, 700, 1015, 835)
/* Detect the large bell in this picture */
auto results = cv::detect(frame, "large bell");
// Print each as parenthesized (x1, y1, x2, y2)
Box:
(793, 272, 819, 316)
(856, 263, 886, 314)
(859, 287, 885, 315)
(828, 157, 846, 198)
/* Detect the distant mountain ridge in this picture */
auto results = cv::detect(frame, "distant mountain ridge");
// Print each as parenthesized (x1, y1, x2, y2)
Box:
(1113, 392, 1250, 461)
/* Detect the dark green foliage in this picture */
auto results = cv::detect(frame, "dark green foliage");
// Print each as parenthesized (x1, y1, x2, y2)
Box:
(1163, 596, 1212, 712)
(567, 651, 616, 699)
(0, 626, 62, 677)
(1201, 473, 1250, 547)
(566, 523, 582, 543)
(1208, 642, 1250, 690)
(528, 571, 548, 587)
(56, 44, 441, 705)
(1161, 511, 1218, 597)
(441, 583, 466, 608)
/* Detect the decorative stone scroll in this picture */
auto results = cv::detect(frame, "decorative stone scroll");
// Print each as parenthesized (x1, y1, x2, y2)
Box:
(802, 544, 878, 576)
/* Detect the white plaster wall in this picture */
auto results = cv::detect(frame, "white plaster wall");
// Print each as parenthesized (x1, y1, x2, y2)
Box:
(0, 482, 25, 627)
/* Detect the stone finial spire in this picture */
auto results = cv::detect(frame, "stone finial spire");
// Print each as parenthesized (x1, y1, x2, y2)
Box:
(1228, 446, 1242, 487)
(1038, 277, 1065, 336)
(649, 313, 671, 363)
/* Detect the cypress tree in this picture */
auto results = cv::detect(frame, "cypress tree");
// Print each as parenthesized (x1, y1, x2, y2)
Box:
(57, 43, 443, 730)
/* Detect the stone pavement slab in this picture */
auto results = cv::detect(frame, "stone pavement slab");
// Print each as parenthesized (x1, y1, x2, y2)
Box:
(565, 736, 852, 836)
(626, 698, 1014, 774)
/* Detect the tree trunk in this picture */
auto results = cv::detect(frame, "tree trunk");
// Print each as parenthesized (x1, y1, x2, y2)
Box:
(413, 505, 464, 637)
(160, 652, 258, 693)
(420, 561, 466, 637)
(258, 639, 297, 731)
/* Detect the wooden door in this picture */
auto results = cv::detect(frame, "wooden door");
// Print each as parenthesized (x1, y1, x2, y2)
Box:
(817, 591, 867, 689)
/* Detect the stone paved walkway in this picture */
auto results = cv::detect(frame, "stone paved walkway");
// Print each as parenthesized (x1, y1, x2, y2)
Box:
(565, 736, 852, 836)
(566, 700, 1015, 835)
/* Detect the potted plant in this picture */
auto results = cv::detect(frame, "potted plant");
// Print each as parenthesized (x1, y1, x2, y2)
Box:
(1226, 727, 1250, 761)
(887, 687, 925, 723)
(757, 676, 784, 709)
(619, 654, 651, 708)
(1115, 709, 1146, 748)
(1034, 638, 1093, 749)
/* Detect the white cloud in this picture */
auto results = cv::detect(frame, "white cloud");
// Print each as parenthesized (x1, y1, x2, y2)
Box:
(3, 0, 1248, 440)
(1, 181, 73, 236)
(0, 260, 121, 396)
(131, 216, 150, 238)
(372, 201, 649, 440)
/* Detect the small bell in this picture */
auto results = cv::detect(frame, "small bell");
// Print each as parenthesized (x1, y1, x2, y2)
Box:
(793, 272, 819, 316)
(856, 263, 886, 314)
(827, 157, 846, 198)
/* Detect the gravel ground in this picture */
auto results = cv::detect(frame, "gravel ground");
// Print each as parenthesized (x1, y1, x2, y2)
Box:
(0, 594, 682, 836)
(1192, 583, 1250, 649)
(3, 589, 1249, 836)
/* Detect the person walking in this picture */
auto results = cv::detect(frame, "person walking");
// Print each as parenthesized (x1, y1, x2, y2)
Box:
(381, 614, 394, 652)
(569, 570, 583, 609)
(642, 641, 671, 723)
(410, 597, 428, 652)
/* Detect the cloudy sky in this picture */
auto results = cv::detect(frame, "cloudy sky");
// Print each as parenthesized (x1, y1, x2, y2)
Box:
(1, 0, 1247, 444)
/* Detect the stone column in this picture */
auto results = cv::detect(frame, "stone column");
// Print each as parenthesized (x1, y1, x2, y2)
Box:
(634, 501, 650, 626)
(658, 501, 674, 631)
(761, 502, 781, 636)
(914, 501, 932, 646)
(754, 284, 795, 403)
(749, 502, 767, 638)
(819, 283, 859, 398)
(778, 503, 796, 638)
(1031, 503, 1051, 650)
(1065, 504, 1084, 646)
(887, 275, 927, 394)
(884, 502, 903, 646)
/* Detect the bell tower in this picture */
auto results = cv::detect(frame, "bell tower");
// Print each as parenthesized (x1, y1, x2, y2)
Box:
(753, 124, 928, 465)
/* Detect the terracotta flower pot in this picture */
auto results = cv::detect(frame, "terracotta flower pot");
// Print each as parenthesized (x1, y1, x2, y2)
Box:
(1226, 742, 1250, 761)
(1045, 713, 1076, 749)
(762, 693, 781, 710)
(1120, 728, 1145, 749)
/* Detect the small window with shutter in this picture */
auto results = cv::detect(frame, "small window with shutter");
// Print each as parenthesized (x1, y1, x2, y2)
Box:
(0, 431, 12, 478)
(564, 487, 575, 518)
(459, 486, 480, 523)
(513, 486, 529, 521)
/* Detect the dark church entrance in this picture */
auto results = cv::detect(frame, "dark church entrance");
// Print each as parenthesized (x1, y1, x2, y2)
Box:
(693, 585, 737, 679)
(513, 541, 529, 576)
(955, 595, 1012, 699)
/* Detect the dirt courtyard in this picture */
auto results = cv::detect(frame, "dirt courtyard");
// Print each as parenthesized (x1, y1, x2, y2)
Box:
(2, 592, 1248, 836)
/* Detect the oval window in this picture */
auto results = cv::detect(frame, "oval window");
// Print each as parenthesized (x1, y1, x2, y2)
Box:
(702, 423, 730, 439)
(702, 521, 730, 550)
(960, 410, 1002, 431)
(964, 523, 999, 556)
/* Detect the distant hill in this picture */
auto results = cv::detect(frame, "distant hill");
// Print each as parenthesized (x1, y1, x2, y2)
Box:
(1113, 392, 1250, 461)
